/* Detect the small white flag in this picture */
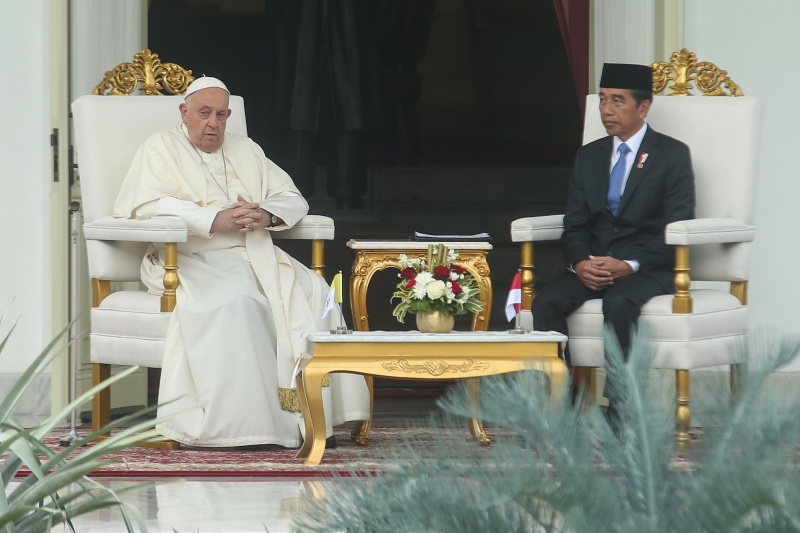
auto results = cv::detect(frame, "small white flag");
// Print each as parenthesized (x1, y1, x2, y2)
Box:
(322, 272, 342, 318)
(505, 272, 522, 321)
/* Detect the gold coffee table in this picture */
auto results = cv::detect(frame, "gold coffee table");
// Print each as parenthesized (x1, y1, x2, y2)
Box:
(346, 240, 493, 332)
(295, 330, 567, 466)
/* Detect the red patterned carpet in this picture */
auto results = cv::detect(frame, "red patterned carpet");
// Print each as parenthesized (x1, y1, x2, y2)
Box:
(8, 426, 479, 478)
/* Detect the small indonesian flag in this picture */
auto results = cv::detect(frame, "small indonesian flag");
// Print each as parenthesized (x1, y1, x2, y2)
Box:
(322, 272, 343, 318)
(505, 272, 522, 321)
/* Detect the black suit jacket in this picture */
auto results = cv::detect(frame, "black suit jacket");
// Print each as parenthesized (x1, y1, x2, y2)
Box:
(562, 126, 695, 290)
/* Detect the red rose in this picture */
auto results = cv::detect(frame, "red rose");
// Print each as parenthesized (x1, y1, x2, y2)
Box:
(450, 264, 467, 275)
(450, 280, 463, 294)
(434, 265, 451, 280)
(405, 278, 416, 288)
(400, 267, 417, 280)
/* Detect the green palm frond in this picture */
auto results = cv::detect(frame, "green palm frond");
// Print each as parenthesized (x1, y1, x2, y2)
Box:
(0, 307, 193, 532)
(300, 328, 800, 533)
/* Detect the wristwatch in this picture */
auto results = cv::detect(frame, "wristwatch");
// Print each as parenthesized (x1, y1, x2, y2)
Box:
(270, 214, 279, 227)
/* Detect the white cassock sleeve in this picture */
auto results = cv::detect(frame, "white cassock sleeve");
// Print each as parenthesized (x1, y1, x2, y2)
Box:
(259, 191, 308, 231)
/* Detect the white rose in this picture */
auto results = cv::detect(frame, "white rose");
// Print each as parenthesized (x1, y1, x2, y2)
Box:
(426, 280, 447, 299)
(450, 271, 459, 281)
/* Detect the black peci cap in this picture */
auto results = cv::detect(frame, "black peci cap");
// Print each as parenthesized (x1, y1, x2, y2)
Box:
(600, 63, 653, 92)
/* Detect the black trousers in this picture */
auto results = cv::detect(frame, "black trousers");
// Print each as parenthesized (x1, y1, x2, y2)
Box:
(532, 270, 669, 366)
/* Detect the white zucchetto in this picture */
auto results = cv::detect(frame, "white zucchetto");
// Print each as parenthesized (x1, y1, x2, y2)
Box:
(185, 76, 230, 98)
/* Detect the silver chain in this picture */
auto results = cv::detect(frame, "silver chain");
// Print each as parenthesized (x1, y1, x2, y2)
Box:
(182, 124, 232, 208)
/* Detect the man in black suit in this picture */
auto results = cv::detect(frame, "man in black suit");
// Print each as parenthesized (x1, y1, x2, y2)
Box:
(533, 63, 695, 364)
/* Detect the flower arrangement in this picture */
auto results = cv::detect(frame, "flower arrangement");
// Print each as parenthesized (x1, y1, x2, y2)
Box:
(392, 244, 485, 324)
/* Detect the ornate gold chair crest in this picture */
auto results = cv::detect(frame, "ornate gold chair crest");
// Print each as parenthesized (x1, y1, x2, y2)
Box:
(92, 48, 194, 96)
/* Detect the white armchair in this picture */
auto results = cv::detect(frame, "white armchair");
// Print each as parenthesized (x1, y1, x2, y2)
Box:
(72, 51, 335, 448)
(511, 50, 764, 446)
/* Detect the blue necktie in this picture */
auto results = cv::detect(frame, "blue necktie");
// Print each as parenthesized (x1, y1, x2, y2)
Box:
(607, 143, 630, 216)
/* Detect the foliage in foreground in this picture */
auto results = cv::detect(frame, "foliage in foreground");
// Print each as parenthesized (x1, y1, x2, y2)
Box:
(0, 306, 181, 533)
(299, 327, 800, 532)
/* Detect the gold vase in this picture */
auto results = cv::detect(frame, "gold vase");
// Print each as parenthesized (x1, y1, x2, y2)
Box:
(415, 310, 455, 333)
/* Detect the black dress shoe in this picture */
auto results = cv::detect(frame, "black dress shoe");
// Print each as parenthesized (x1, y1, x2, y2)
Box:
(326, 436, 337, 449)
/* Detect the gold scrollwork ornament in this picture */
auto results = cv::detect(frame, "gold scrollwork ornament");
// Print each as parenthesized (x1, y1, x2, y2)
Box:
(650, 48, 743, 97)
(93, 49, 194, 96)
(382, 358, 490, 376)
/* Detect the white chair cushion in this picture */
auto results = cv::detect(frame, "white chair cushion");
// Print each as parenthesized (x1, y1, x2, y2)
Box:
(567, 289, 747, 370)
(90, 291, 170, 368)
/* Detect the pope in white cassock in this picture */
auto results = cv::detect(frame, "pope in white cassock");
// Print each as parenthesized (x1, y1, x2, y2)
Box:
(113, 77, 370, 447)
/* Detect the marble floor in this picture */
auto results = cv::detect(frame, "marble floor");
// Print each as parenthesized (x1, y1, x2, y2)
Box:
(59, 477, 335, 533)
(21, 393, 444, 533)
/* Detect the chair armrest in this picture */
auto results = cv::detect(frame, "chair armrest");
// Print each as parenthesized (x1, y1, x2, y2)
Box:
(665, 218, 755, 246)
(272, 215, 335, 241)
(511, 215, 565, 242)
(84, 216, 188, 243)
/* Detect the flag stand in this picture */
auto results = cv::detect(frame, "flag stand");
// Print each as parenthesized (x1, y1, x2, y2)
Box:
(332, 305, 352, 335)
(508, 314, 527, 334)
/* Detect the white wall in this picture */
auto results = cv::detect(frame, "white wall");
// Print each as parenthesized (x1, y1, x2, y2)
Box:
(0, 0, 53, 422)
(683, 1, 800, 336)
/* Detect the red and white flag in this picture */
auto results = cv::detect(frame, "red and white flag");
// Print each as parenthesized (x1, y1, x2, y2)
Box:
(505, 272, 522, 321)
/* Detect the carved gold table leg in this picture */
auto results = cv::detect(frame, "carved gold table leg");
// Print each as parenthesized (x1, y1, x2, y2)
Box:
(351, 375, 374, 445)
(466, 377, 490, 445)
(350, 250, 376, 332)
(295, 366, 329, 465)
(544, 361, 569, 408)
(295, 369, 314, 460)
